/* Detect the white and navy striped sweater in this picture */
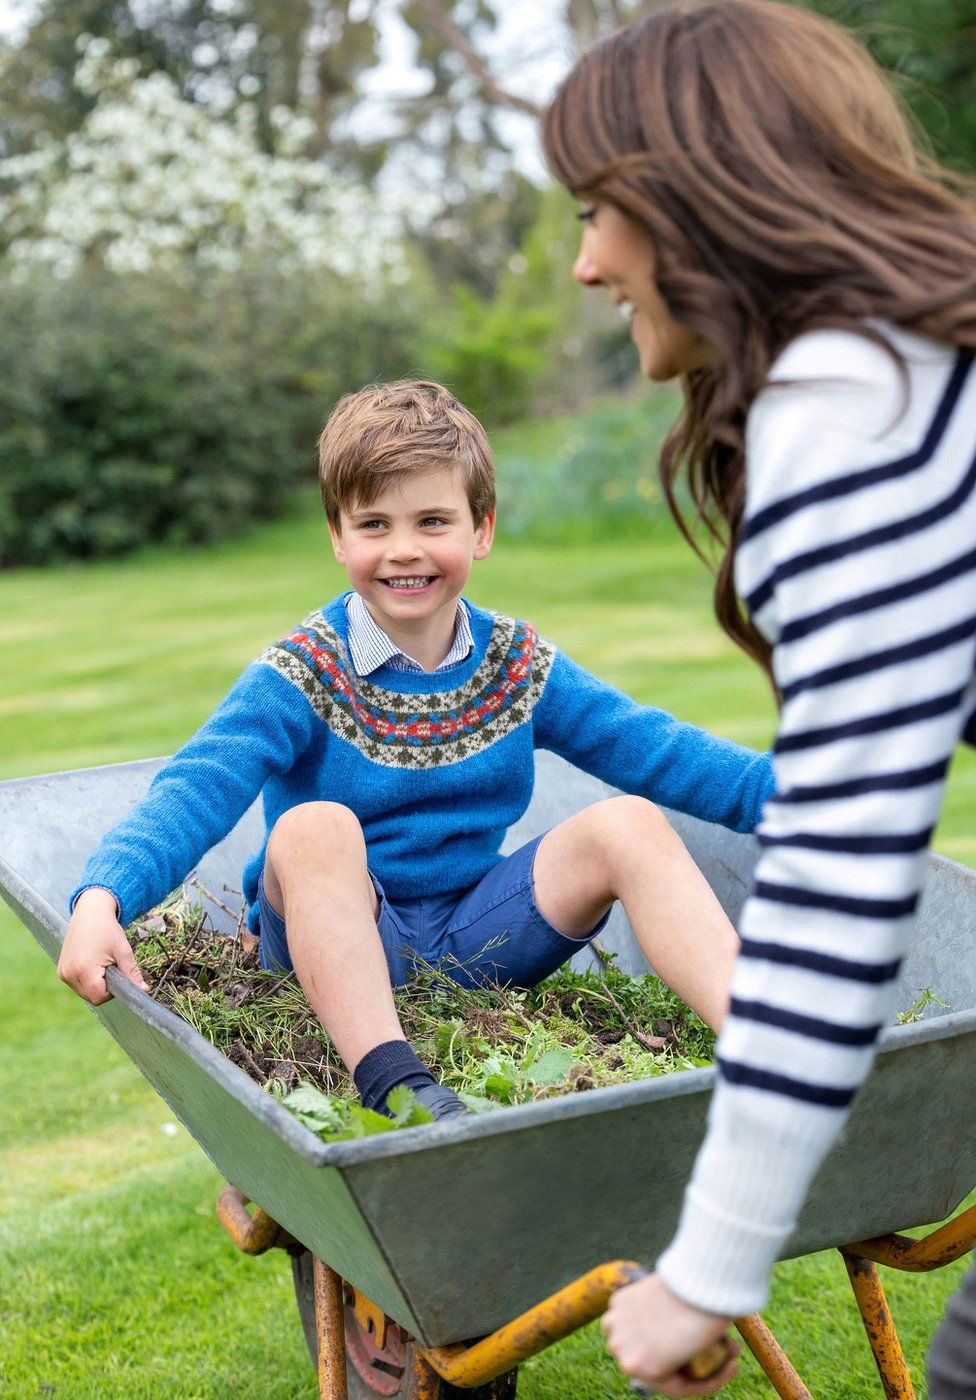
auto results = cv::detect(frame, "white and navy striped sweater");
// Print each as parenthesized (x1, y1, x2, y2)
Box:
(657, 324, 976, 1316)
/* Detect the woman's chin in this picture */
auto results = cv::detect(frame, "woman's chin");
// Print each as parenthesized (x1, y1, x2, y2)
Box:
(634, 334, 676, 383)
(639, 352, 678, 384)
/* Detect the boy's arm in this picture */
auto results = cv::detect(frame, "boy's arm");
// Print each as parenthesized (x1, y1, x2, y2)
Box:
(60, 663, 314, 1003)
(533, 648, 774, 832)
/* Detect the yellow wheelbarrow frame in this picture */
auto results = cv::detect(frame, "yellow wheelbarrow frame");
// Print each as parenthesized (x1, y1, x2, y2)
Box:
(217, 1184, 976, 1398)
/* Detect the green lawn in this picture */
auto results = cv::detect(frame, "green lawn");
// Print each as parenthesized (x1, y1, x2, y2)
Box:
(2, 489, 974, 1398)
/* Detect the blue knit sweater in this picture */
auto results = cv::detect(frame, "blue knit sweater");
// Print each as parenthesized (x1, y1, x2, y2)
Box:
(73, 595, 774, 931)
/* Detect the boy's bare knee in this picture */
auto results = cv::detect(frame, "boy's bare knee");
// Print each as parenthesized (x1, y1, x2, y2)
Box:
(584, 795, 675, 875)
(593, 795, 668, 842)
(267, 801, 366, 871)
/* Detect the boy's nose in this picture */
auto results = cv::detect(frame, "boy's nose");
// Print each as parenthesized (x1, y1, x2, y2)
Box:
(387, 532, 423, 561)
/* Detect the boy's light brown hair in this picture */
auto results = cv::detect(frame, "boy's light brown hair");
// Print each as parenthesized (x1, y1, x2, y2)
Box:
(319, 380, 496, 528)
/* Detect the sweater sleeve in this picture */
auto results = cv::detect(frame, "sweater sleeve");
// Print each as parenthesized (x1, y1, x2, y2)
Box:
(70, 662, 316, 927)
(656, 330, 976, 1315)
(533, 648, 774, 832)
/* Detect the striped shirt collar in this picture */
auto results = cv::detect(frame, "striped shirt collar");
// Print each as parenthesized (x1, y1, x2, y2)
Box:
(344, 591, 474, 676)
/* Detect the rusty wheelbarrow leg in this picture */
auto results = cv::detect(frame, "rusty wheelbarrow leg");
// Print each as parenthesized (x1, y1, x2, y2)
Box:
(405, 1354, 444, 1400)
(841, 1252, 915, 1399)
(734, 1315, 814, 1400)
(838, 1201, 976, 1400)
(313, 1257, 349, 1400)
(216, 1186, 349, 1398)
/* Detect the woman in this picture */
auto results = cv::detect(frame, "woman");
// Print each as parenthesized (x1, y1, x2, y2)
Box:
(542, 2, 976, 1394)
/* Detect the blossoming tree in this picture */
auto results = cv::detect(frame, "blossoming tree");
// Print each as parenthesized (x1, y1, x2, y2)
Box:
(0, 36, 395, 280)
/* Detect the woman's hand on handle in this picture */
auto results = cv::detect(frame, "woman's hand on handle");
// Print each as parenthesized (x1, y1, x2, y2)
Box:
(57, 886, 150, 1004)
(602, 1272, 739, 1396)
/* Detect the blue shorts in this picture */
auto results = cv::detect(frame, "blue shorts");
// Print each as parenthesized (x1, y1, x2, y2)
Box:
(256, 832, 610, 990)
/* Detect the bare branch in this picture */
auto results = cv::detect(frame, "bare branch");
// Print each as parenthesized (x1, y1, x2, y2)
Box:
(412, 0, 543, 118)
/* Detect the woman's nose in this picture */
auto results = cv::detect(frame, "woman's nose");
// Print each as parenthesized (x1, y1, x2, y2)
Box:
(572, 248, 602, 285)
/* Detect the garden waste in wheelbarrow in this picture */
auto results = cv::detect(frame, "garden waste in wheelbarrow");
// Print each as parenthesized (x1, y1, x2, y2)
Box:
(2, 751, 975, 1397)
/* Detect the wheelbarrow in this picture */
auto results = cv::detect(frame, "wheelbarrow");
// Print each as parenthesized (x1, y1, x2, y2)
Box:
(2, 751, 975, 1398)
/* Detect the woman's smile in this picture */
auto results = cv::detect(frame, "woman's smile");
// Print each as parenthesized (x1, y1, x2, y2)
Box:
(572, 200, 711, 381)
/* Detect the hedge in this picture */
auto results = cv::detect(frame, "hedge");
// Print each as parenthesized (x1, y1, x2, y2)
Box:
(0, 265, 420, 565)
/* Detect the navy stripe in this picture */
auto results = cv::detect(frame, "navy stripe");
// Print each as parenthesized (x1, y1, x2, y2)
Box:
(753, 879, 917, 919)
(758, 828, 933, 854)
(746, 442, 976, 615)
(741, 349, 974, 544)
(779, 546, 976, 646)
(780, 613, 976, 702)
(739, 937, 901, 983)
(775, 689, 964, 752)
(718, 1057, 856, 1107)
(730, 996, 882, 1046)
(769, 758, 948, 802)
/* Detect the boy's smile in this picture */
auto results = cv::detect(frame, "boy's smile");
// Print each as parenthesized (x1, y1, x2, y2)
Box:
(329, 467, 495, 671)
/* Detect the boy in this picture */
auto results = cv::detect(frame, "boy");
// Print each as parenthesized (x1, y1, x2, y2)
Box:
(60, 380, 773, 1120)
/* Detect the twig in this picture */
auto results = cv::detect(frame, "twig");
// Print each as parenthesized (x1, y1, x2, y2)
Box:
(234, 1039, 271, 1085)
(266, 974, 296, 998)
(597, 977, 666, 1054)
(189, 879, 241, 921)
(152, 956, 184, 997)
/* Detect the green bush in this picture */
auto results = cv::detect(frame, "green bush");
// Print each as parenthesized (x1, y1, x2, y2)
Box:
(494, 392, 682, 541)
(0, 265, 420, 566)
(422, 281, 555, 429)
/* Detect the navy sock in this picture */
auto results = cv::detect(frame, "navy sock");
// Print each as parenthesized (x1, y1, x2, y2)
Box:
(353, 1039, 436, 1114)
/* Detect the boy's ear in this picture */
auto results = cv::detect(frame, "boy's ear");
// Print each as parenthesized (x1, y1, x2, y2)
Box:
(473, 510, 495, 560)
(328, 518, 346, 564)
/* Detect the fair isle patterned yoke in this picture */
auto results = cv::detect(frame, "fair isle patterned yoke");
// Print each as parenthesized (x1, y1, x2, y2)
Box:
(259, 609, 556, 768)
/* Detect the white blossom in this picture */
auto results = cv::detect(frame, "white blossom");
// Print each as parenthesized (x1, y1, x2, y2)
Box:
(0, 36, 401, 283)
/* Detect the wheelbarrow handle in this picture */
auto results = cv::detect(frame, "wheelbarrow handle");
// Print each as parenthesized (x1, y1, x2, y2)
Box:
(418, 1260, 732, 1389)
(215, 1184, 294, 1254)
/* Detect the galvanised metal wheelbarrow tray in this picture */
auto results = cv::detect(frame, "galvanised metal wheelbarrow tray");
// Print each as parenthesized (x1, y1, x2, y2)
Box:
(2, 751, 976, 1399)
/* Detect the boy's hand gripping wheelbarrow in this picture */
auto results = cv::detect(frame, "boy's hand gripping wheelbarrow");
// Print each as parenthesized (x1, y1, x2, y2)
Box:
(3, 753, 976, 1397)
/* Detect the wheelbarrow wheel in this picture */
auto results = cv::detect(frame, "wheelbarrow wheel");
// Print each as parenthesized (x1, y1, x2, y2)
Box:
(292, 1250, 518, 1398)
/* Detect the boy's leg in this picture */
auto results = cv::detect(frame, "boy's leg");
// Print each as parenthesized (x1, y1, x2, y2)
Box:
(531, 796, 738, 1031)
(264, 801, 402, 1068)
(263, 802, 466, 1117)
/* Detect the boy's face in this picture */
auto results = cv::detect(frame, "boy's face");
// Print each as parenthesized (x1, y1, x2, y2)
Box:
(329, 467, 495, 640)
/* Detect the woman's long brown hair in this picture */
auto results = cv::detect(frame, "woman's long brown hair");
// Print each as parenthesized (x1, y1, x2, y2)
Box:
(541, 0, 976, 679)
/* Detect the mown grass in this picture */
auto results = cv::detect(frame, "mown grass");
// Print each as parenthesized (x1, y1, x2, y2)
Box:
(3, 447, 975, 1395)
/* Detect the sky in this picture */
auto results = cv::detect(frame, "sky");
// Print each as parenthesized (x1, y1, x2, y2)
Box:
(0, 0, 28, 39)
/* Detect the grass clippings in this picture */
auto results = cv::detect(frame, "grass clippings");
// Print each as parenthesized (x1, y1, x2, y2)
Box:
(129, 887, 716, 1140)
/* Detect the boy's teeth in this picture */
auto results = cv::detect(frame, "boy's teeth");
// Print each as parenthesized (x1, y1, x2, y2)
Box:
(618, 299, 636, 323)
(385, 576, 432, 589)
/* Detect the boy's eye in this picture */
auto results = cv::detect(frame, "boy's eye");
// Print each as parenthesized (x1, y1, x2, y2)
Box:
(576, 205, 597, 223)
(420, 516, 447, 527)
(358, 519, 386, 531)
